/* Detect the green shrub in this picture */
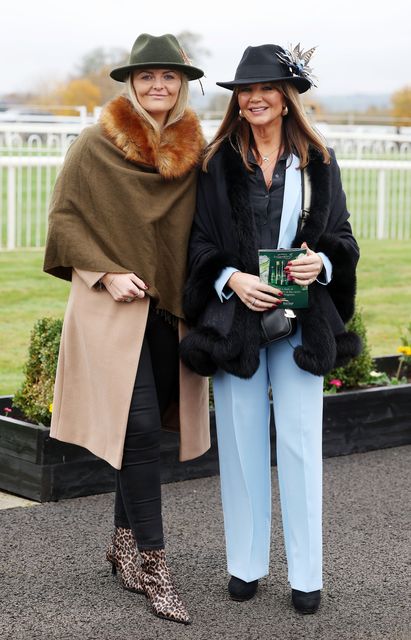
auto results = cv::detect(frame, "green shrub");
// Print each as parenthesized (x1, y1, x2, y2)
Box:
(13, 317, 63, 426)
(324, 309, 374, 392)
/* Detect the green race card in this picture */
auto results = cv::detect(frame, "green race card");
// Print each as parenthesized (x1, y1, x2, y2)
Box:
(258, 248, 308, 309)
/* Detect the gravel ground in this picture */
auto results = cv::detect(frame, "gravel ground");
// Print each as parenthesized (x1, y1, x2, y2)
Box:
(0, 446, 410, 640)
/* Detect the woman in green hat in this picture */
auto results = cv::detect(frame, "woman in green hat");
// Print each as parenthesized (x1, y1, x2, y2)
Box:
(44, 33, 208, 625)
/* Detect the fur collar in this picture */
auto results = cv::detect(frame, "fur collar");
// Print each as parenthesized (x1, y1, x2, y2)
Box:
(100, 96, 204, 179)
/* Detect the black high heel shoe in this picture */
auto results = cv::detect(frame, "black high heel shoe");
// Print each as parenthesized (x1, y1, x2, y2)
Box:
(228, 576, 259, 601)
(291, 588, 321, 614)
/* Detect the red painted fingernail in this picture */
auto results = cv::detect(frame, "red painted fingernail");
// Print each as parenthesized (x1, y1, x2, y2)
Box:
(278, 292, 284, 297)
(271, 304, 277, 308)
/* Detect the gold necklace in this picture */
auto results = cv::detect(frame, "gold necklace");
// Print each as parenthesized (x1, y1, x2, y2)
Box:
(259, 145, 283, 188)
(256, 144, 281, 162)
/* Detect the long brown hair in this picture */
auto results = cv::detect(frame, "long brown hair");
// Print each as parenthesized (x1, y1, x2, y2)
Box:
(202, 82, 330, 171)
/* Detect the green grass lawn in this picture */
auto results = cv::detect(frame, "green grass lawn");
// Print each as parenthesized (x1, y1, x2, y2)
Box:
(356, 239, 411, 355)
(0, 241, 410, 395)
(0, 250, 69, 394)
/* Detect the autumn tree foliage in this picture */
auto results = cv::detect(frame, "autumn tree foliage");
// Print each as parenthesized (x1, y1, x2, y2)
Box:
(57, 79, 102, 114)
(391, 85, 411, 126)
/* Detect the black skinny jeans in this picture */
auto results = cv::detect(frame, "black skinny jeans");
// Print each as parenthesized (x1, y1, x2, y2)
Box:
(114, 309, 179, 550)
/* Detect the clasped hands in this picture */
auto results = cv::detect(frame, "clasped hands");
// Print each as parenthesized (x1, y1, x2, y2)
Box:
(100, 273, 148, 303)
(227, 242, 323, 312)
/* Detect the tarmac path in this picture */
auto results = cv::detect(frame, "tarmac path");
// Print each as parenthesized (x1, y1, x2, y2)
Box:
(0, 446, 410, 640)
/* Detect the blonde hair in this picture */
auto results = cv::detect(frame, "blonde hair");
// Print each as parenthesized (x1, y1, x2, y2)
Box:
(203, 82, 330, 171)
(126, 72, 189, 134)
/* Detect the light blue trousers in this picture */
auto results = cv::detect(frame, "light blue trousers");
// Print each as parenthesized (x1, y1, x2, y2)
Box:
(213, 331, 324, 592)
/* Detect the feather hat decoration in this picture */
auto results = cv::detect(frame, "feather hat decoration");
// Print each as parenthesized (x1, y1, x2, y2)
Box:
(179, 45, 205, 94)
(276, 44, 318, 88)
(216, 43, 314, 93)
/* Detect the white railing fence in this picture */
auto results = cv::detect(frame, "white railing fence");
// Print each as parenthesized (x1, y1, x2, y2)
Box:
(339, 160, 411, 240)
(0, 156, 63, 249)
(1, 120, 411, 248)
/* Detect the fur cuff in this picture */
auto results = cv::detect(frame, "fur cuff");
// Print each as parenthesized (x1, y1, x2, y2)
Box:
(334, 331, 363, 367)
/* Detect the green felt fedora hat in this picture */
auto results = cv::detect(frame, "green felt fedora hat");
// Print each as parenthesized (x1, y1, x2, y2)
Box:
(110, 33, 204, 82)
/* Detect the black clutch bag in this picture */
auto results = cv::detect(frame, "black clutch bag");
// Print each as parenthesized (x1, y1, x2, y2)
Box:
(260, 308, 297, 346)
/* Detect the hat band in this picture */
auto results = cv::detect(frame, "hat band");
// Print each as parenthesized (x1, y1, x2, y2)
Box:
(234, 64, 289, 81)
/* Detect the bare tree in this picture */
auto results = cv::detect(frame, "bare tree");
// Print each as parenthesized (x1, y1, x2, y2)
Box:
(176, 31, 210, 67)
(76, 47, 128, 77)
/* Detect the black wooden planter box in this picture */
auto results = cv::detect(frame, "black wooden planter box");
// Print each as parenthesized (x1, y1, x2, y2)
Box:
(1, 356, 410, 502)
(0, 403, 114, 502)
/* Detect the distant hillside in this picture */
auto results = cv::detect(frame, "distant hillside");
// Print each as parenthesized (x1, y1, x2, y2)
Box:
(316, 94, 391, 112)
(191, 90, 391, 114)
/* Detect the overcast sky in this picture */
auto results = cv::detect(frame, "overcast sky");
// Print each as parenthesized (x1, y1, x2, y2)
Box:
(2, 0, 410, 98)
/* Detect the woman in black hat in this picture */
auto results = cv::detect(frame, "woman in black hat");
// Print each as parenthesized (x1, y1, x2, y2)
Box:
(181, 44, 361, 613)
(44, 33, 209, 625)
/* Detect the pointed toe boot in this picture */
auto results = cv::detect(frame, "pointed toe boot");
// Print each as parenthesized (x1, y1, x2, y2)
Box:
(106, 527, 144, 593)
(139, 549, 191, 625)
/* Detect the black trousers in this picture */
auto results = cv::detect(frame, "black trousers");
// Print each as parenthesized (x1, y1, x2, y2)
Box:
(114, 309, 179, 550)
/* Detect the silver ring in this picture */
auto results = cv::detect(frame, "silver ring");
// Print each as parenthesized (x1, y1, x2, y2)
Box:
(251, 297, 256, 306)
(124, 297, 133, 302)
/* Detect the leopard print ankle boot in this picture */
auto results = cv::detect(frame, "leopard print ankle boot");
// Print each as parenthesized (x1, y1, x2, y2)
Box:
(139, 549, 191, 625)
(106, 527, 144, 593)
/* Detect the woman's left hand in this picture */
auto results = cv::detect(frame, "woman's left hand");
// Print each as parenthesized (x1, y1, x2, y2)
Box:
(284, 242, 323, 286)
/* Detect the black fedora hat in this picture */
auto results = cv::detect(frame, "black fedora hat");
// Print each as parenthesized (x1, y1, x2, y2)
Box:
(110, 33, 204, 82)
(216, 44, 315, 93)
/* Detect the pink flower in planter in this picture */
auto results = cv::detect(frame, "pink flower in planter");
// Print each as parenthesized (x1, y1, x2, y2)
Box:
(329, 379, 343, 388)
(4, 407, 12, 415)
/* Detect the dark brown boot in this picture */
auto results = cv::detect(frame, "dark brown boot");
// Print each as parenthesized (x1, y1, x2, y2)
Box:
(106, 527, 144, 593)
(139, 549, 191, 625)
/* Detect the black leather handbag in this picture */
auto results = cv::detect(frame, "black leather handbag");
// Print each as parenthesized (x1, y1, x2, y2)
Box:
(260, 307, 297, 346)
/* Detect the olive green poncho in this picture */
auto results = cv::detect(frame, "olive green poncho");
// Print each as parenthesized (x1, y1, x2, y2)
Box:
(44, 96, 205, 318)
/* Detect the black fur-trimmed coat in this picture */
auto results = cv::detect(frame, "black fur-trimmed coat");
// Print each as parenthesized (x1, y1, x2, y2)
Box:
(180, 140, 362, 378)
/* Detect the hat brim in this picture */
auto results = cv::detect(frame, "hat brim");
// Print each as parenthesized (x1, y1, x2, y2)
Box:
(110, 62, 204, 82)
(216, 75, 311, 94)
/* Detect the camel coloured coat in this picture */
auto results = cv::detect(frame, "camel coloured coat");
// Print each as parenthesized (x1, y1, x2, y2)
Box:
(45, 98, 210, 469)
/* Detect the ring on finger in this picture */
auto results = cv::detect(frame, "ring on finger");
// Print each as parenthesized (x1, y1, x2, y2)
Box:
(124, 297, 133, 302)
(251, 297, 256, 306)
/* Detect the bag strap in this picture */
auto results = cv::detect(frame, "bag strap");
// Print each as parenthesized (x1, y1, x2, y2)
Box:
(299, 168, 312, 231)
